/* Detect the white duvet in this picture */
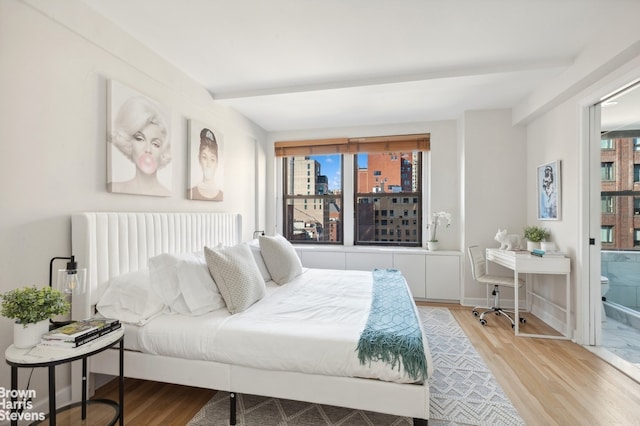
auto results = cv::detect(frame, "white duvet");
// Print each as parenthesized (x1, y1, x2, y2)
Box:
(137, 268, 432, 384)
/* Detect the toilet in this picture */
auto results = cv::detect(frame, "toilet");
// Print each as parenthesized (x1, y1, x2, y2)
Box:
(601, 276, 610, 321)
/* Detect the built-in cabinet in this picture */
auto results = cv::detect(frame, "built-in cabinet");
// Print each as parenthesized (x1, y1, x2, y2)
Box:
(295, 246, 461, 302)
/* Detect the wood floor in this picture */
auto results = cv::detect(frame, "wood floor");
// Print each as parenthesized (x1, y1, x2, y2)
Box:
(94, 303, 640, 426)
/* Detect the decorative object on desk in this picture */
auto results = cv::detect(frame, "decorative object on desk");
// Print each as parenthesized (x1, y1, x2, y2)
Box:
(537, 160, 561, 220)
(540, 241, 556, 251)
(523, 225, 550, 251)
(49, 255, 86, 326)
(530, 248, 566, 258)
(494, 229, 522, 250)
(427, 211, 451, 250)
(0, 286, 70, 348)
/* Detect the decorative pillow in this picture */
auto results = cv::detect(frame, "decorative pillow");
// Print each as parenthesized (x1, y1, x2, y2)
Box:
(96, 269, 164, 325)
(148, 251, 225, 315)
(204, 243, 266, 314)
(175, 252, 226, 314)
(258, 234, 303, 285)
(248, 239, 272, 282)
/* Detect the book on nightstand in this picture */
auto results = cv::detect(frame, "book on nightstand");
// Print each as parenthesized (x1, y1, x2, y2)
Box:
(40, 317, 121, 348)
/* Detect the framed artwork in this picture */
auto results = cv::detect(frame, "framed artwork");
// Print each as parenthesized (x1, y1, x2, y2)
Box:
(537, 160, 561, 220)
(107, 80, 172, 197)
(187, 119, 224, 201)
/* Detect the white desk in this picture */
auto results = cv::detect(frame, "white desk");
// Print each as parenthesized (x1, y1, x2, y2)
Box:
(485, 248, 571, 340)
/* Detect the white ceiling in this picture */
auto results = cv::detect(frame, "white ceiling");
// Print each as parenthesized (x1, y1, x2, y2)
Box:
(80, 0, 636, 132)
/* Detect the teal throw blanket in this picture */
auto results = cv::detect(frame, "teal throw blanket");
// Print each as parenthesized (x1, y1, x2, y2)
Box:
(356, 268, 428, 382)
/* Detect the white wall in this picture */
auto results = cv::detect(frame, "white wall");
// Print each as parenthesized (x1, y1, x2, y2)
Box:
(518, 7, 640, 342)
(0, 0, 265, 408)
(461, 110, 527, 303)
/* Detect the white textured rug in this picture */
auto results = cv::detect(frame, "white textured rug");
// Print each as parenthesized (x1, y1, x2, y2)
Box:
(188, 307, 524, 426)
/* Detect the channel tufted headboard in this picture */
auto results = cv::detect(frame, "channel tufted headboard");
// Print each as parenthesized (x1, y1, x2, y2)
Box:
(71, 212, 241, 319)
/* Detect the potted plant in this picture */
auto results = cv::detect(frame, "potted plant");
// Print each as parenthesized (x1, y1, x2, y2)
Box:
(1, 286, 70, 348)
(427, 211, 452, 250)
(523, 226, 550, 251)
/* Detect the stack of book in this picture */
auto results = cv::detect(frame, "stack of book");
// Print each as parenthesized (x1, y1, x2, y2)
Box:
(530, 248, 566, 258)
(40, 317, 121, 348)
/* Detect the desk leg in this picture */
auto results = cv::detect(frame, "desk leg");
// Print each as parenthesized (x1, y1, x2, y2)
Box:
(10, 367, 17, 426)
(514, 272, 520, 335)
(49, 366, 56, 426)
(119, 338, 124, 425)
(566, 273, 571, 339)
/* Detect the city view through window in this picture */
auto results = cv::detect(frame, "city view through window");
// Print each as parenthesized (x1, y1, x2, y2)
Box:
(283, 151, 422, 245)
(601, 137, 640, 249)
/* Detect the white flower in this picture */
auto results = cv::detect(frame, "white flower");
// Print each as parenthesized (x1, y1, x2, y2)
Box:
(428, 211, 452, 242)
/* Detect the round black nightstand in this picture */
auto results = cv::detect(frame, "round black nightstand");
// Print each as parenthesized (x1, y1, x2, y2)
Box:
(5, 328, 124, 426)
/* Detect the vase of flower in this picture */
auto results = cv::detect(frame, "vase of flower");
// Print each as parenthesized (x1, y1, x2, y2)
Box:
(524, 225, 549, 252)
(427, 211, 451, 250)
(14, 319, 50, 349)
(1, 286, 70, 348)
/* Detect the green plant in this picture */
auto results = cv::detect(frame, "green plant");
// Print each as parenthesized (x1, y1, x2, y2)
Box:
(523, 226, 550, 243)
(0, 286, 70, 326)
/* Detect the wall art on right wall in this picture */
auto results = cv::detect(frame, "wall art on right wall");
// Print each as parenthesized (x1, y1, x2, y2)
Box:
(537, 160, 561, 220)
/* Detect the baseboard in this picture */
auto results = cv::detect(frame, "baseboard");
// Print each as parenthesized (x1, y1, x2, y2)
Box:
(530, 305, 565, 334)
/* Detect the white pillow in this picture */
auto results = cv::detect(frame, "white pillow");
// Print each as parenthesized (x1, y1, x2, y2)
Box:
(148, 253, 192, 314)
(148, 252, 225, 315)
(175, 252, 226, 314)
(248, 239, 272, 282)
(258, 234, 303, 285)
(204, 243, 266, 314)
(96, 269, 164, 325)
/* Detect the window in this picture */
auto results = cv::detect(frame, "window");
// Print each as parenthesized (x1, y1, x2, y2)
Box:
(276, 134, 429, 246)
(601, 139, 614, 150)
(354, 151, 421, 246)
(634, 138, 640, 151)
(635, 229, 640, 246)
(635, 164, 640, 182)
(283, 155, 343, 243)
(635, 197, 640, 215)
(601, 196, 614, 214)
(601, 226, 614, 244)
(601, 162, 614, 181)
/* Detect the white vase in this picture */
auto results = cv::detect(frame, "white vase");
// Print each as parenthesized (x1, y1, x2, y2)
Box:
(427, 241, 440, 251)
(14, 319, 49, 349)
(526, 241, 540, 251)
(540, 241, 556, 252)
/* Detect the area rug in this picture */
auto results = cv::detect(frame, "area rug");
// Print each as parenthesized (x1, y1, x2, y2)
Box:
(188, 307, 524, 426)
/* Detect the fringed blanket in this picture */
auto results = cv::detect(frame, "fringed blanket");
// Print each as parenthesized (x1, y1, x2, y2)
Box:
(356, 268, 428, 382)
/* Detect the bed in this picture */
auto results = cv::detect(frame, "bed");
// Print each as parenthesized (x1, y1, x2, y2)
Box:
(70, 212, 431, 424)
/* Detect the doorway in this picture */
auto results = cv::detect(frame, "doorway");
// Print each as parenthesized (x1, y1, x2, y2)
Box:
(589, 80, 640, 379)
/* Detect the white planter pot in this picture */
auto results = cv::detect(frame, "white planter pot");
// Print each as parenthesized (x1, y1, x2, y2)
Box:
(427, 241, 440, 251)
(14, 319, 49, 349)
(526, 241, 540, 251)
(540, 241, 556, 252)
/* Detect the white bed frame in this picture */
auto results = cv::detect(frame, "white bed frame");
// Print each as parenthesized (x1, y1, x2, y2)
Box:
(71, 212, 429, 424)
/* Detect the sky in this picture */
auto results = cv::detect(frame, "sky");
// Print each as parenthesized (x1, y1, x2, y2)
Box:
(311, 154, 368, 191)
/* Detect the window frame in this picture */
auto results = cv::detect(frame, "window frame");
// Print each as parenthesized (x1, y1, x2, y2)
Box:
(353, 152, 423, 247)
(281, 155, 344, 244)
(276, 134, 430, 247)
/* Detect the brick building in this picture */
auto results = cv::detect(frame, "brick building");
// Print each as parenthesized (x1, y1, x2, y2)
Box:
(600, 137, 640, 249)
